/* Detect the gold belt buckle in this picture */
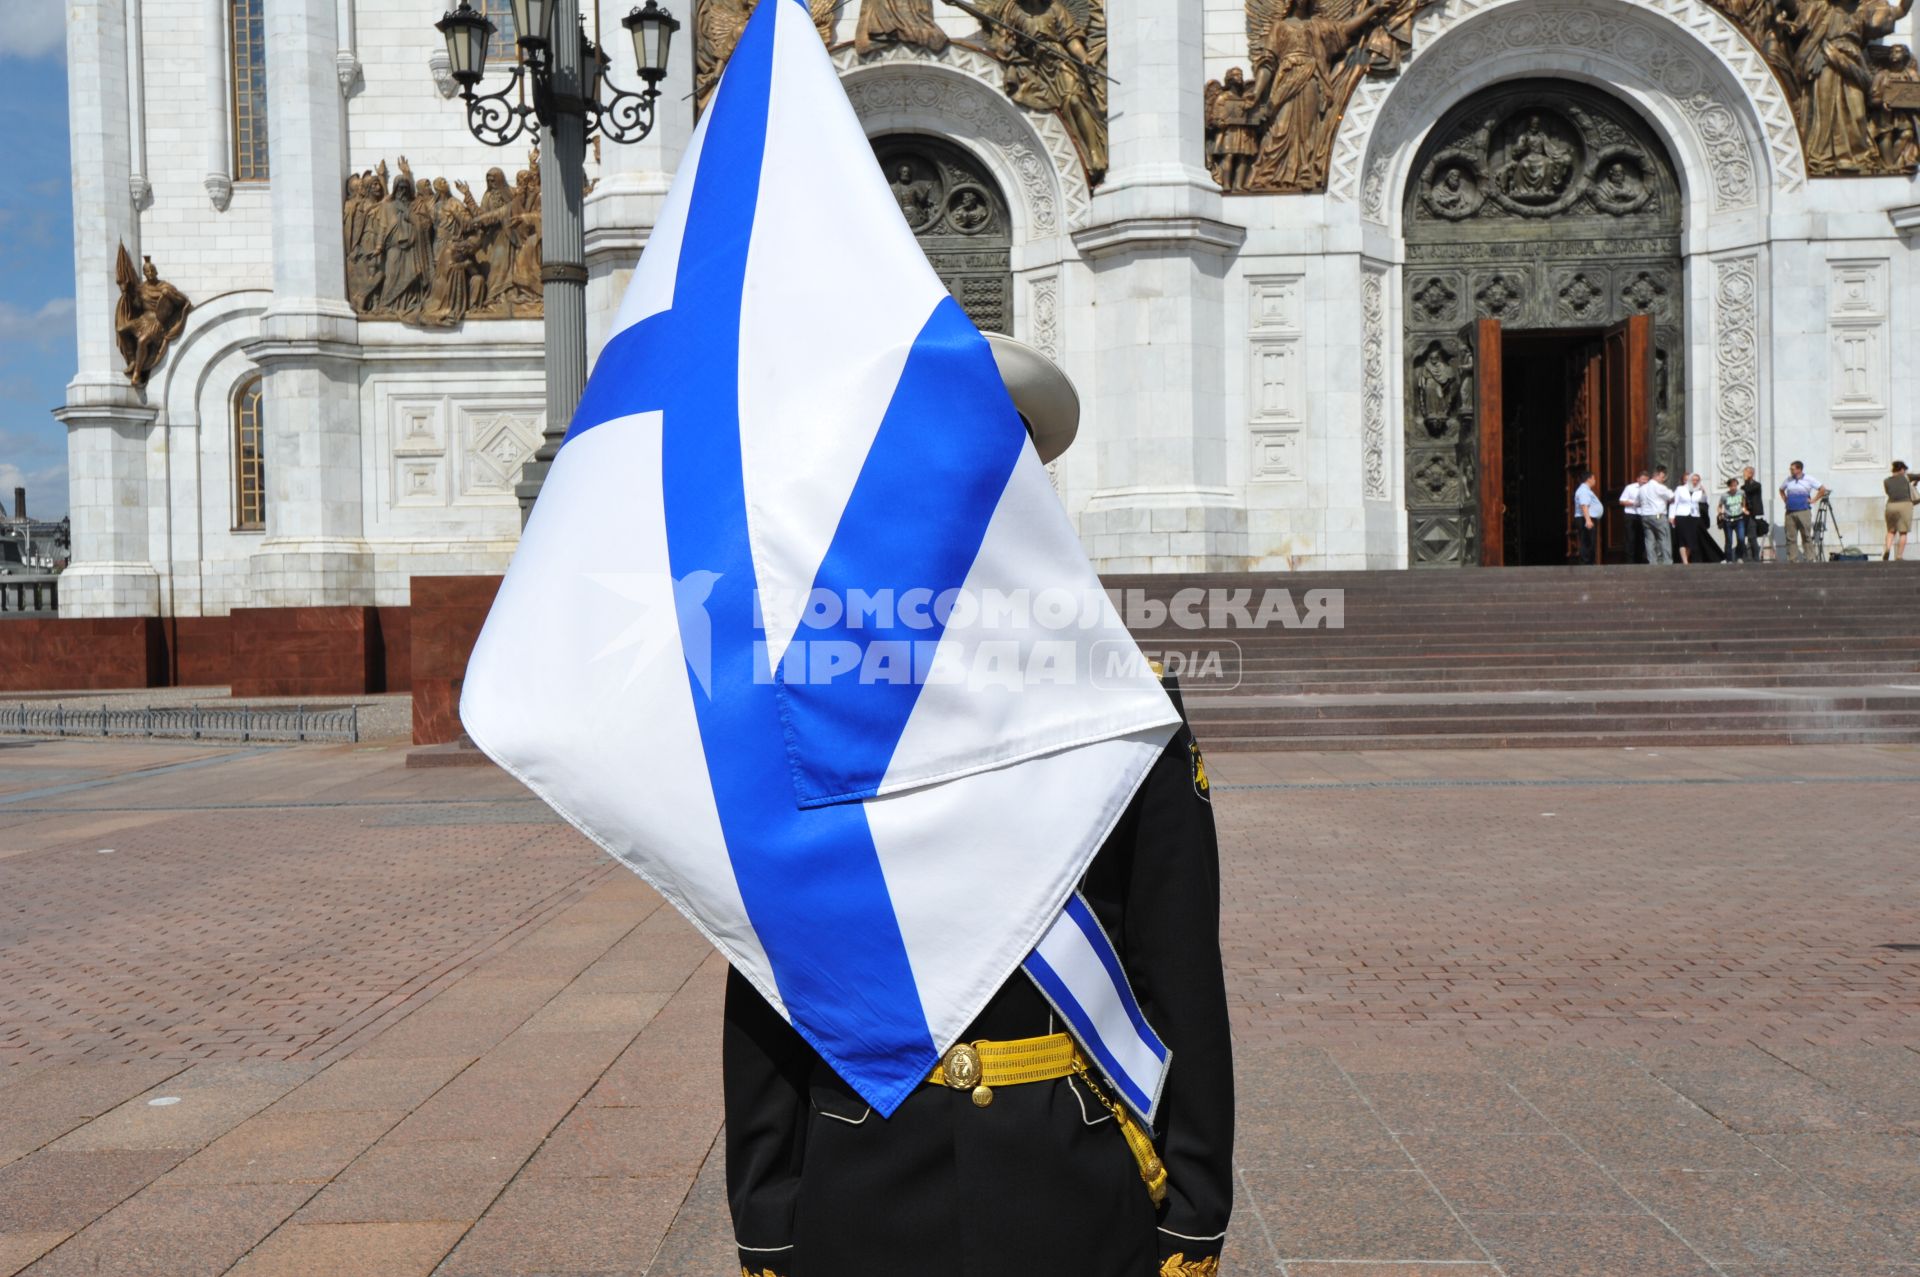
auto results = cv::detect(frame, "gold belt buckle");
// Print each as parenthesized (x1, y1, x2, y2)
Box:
(940, 1043, 994, 1107)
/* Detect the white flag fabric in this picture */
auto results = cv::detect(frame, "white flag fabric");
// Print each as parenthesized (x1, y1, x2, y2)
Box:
(460, 0, 1177, 1117)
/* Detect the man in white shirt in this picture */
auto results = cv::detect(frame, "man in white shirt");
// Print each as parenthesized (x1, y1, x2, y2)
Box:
(1619, 471, 1648, 565)
(1636, 465, 1675, 565)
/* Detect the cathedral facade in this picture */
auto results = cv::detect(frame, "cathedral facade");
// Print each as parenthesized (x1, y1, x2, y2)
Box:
(57, 0, 1920, 617)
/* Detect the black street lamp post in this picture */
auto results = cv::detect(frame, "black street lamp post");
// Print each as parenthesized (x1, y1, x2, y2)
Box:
(435, 0, 679, 520)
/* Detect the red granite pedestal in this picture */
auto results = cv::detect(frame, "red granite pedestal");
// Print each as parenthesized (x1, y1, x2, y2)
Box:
(0, 617, 166, 691)
(229, 606, 382, 698)
(409, 575, 502, 745)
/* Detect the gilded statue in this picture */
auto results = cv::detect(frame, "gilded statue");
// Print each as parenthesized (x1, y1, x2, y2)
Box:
(695, 0, 837, 114)
(972, 0, 1109, 182)
(856, 0, 948, 53)
(344, 152, 543, 325)
(1208, 0, 1435, 193)
(113, 244, 191, 388)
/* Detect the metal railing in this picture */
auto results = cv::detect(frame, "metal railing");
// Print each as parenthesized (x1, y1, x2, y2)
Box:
(0, 575, 58, 615)
(0, 702, 360, 743)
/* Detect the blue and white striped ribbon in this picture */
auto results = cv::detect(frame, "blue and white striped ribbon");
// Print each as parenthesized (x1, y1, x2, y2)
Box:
(1023, 893, 1170, 1125)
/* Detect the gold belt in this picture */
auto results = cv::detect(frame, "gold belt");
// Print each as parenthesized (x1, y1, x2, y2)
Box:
(928, 1033, 1169, 1205)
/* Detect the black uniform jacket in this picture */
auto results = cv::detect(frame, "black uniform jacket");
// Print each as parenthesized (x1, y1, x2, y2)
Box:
(723, 693, 1234, 1276)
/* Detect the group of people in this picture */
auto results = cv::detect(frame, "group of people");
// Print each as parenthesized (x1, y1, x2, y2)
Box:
(342, 154, 543, 327)
(1572, 460, 1918, 564)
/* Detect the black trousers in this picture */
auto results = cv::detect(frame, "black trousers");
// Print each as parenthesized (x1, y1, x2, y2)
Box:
(1576, 522, 1597, 564)
(1624, 514, 1645, 563)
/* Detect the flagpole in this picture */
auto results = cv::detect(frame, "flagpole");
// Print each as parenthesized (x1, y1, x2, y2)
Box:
(515, 0, 591, 524)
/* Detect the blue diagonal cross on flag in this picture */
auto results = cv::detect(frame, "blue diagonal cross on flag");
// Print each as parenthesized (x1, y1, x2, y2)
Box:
(462, 0, 1177, 1118)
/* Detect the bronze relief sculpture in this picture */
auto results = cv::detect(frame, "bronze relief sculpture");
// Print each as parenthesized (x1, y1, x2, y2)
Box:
(856, 0, 949, 54)
(1703, 0, 1920, 175)
(114, 244, 191, 388)
(694, 0, 1110, 184)
(970, 0, 1109, 183)
(695, 0, 838, 115)
(1207, 0, 1437, 194)
(344, 153, 544, 325)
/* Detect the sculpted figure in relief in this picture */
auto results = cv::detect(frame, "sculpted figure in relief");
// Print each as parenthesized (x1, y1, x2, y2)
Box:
(113, 244, 191, 388)
(347, 162, 389, 313)
(371, 167, 432, 320)
(978, 0, 1109, 183)
(1411, 343, 1458, 439)
(1495, 114, 1575, 201)
(1204, 68, 1260, 190)
(855, 0, 949, 54)
(421, 178, 480, 328)
(696, 0, 837, 115)
(1246, 0, 1388, 191)
(1707, 0, 1920, 175)
(1209, 0, 1432, 193)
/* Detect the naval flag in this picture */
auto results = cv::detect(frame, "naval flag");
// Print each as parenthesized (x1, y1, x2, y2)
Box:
(461, 0, 1178, 1119)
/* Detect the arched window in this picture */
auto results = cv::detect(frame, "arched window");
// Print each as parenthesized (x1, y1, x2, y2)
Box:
(230, 0, 269, 180)
(234, 379, 267, 531)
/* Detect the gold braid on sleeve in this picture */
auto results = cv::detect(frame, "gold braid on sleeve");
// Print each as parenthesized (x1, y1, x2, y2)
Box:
(1159, 1254, 1221, 1277)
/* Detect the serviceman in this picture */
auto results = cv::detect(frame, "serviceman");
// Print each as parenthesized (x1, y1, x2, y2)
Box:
(723, 338, 1235, 1277)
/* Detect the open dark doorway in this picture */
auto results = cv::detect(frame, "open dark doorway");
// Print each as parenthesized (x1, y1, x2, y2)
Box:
(1500, 330, 1586, 565)
(1401, 80, 1685, 568)
(1472, 315, 1653, 566)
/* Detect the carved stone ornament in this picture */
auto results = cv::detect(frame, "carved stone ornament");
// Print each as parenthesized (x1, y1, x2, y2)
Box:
(1474, 272, 1522, 318)
(1712, 253, 1761, 474)
(114, 243, 191, 389)
(1411, 275, 1457, 321)
(344, 153, 543, 326)
(1702, 0, 1920, 176)
(1360, 267, 1390, 500)
(1206, 0, 1442, 193)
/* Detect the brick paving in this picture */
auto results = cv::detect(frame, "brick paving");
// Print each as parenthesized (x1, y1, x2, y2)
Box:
(0, 736, 1915, 1275)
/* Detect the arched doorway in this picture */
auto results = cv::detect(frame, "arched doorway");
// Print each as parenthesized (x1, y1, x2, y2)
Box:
(1401, 80, 1685, 566)
(870, 133, 1013, 334)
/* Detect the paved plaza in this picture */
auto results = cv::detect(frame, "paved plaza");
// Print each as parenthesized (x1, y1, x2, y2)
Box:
(0, 735, 1916, 1275)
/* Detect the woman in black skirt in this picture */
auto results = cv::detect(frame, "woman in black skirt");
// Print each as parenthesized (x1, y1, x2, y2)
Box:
(1671, 471, 1710, 564)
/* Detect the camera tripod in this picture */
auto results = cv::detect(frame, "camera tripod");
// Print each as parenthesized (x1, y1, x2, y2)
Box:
(1810, 495, 1852, 560)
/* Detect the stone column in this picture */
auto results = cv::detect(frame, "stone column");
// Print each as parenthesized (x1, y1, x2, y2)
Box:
(1072, 0, 1246, 572)
(244, 0, 370, 607)
(514, 0, 593, 519)
(56, 0, 160, 617)
(583, 0, 696, 361)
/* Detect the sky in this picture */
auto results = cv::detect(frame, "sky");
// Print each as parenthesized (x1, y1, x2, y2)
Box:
(0, 0, 73, 519)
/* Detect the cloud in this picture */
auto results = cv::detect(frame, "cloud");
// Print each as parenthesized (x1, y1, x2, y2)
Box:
(0, 0, 64, 62)
(0, 297, 74, 348)
(0, 461, 68, 518)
